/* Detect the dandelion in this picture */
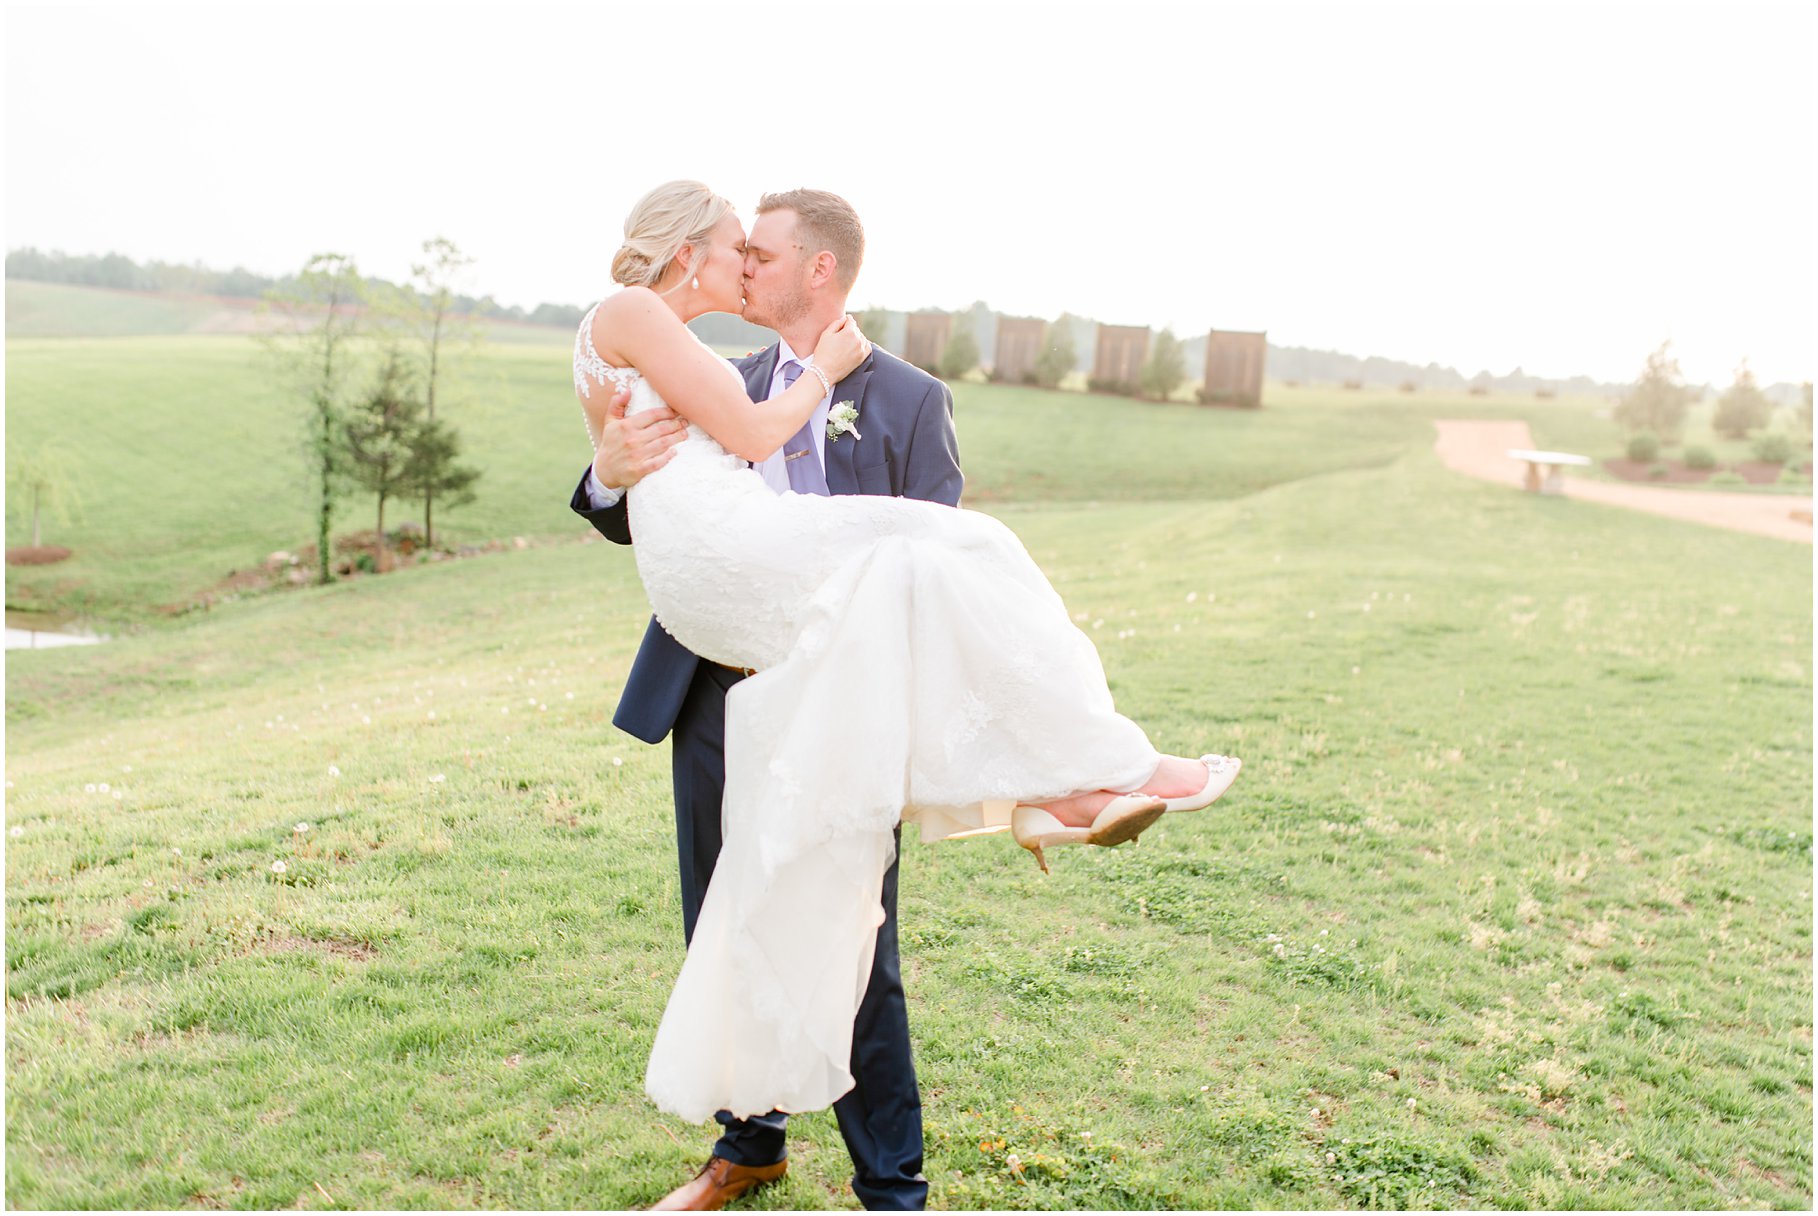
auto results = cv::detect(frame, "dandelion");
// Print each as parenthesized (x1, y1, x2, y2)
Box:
(1406, 1098, 1417, 1110)
(328, 765, 341, 778)
(85, 783, 97, 793)
(1326, 1151, 1337, 1165)
(1272, 943, 1286, 956)
(1320, 929, 1329, 936)
(565, 692, 575, 700)
(501, 707, 510, 715)
(611, 757, 624, 768)
(271, 860, 288, 874)
(171, 846, 182, 856)
(1092, 618, 1104, 630)
(427, 711, 436, 721)
(527, 697, 537, 707)
(9, 825, 23, 838)
(1306, 610, 1317, 620)
(112, 791, 123, 802)
(429, 774, 446, 784)
(122, 766, 132, 773)
(294, 822, 311, 834)
(362, 715, 372, 725)
(143, 879, 154, 888)
(1186, 592, 1197, 603)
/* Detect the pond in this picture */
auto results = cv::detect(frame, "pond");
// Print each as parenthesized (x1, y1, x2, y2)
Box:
(4, 611, 108, 651)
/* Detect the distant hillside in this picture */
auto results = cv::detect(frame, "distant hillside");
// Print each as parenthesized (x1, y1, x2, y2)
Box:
(11, 254, 1805, 404)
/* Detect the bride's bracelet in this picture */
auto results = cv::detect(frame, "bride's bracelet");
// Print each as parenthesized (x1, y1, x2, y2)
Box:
(803, 362, 833, 396)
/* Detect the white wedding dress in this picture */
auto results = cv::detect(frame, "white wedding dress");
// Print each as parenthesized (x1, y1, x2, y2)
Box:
(576, 311, 1161, 1122)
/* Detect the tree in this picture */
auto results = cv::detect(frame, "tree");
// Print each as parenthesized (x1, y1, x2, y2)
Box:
(1034, 312, 1078, 389)
(402, 414, 481, 540)
(261, 253, 365, 585)
(405, 237, 480, 548)
(939, 316, 979, 379)
(7, 442, 80, 548)
(1614, 341, 1693, 441)
(1140, 328, 1186, 400)
(1799, 382, 1813, 436)
(1712, 360, 1772, 439)
(340, 352, 423, 572)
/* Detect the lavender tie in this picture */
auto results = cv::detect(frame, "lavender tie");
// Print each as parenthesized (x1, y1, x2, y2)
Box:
(779, 361, 831, 496)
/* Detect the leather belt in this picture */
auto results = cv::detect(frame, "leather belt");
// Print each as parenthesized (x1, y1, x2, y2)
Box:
(715, 662, 758, 679)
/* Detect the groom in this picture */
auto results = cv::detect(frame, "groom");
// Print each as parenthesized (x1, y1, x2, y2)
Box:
(570, 189, 962, 1211)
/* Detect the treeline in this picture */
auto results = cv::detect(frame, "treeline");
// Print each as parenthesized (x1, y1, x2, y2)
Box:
(4, 247, 588, 329)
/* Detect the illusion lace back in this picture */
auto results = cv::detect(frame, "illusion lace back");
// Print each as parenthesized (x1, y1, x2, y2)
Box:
(577, 305, 1160, 1121)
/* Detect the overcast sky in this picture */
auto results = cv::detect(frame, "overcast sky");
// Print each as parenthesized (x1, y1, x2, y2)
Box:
(6, 1, 1812, 385)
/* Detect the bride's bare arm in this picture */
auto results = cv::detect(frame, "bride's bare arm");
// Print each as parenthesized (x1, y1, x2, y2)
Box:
(590, 290, 868, 463)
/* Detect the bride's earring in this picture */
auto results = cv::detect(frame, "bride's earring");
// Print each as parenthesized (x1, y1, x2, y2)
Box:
(692, 275, 700, 290)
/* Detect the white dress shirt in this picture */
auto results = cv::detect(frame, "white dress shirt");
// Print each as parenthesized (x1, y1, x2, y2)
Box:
(584, 338, 832, 509)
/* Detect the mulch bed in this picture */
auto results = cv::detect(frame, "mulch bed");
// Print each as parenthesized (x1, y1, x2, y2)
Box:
(5, 546, 73, 566)
(1604, 459, 1813, 486)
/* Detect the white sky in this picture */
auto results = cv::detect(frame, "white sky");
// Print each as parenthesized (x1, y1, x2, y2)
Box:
(5, 0, 1813, 385)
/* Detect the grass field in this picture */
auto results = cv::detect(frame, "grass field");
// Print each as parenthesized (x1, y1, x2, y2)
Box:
(5, 294, 1813, 1209)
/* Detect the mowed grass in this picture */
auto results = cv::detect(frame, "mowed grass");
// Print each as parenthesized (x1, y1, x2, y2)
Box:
(6, 423, 1810, 1209)
(7, 324, 1626, 627)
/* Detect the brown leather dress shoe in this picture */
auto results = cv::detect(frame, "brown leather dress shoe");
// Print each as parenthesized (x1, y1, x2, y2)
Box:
(649, 1156, 787, 1211)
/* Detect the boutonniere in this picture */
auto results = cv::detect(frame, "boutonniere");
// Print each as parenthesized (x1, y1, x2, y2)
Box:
(826, 400, 862, 442)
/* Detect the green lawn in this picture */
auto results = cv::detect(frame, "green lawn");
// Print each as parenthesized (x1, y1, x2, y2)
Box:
(7, 347, 1810, 1212)
(5, 323, 1657, 629)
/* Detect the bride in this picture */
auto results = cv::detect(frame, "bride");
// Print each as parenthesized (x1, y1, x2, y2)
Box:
(575, 181, 1241, 1123)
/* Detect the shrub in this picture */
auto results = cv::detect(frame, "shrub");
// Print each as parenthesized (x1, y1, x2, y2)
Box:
(1627, 431, 1661, 462)
(1647, 463, 1669, 479)
(1779, 463, 1810, 486)
(1616, 341, 1693, 440)
(1713, 363, 1772, 438)
(1683, 445, 1718, 470)
(1753, 432, 1794, 465)
(1139, 329, 1186, 401)
(1341, 379, 1363, 391)
(1710, 470, 1746, 487)
(1399, 380, 1418, 393)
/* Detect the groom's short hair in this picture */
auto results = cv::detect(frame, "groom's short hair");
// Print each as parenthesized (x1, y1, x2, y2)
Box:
(757, 189, 864, 291)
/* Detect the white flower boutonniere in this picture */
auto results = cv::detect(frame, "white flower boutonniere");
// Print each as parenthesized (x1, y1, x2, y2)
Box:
(826, 400, 862, 442)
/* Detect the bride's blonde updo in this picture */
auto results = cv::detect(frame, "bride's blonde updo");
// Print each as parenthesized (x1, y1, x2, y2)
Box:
(611, 180, 732, 294)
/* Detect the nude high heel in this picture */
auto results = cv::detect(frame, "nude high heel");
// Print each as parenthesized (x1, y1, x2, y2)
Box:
(1158, 754, 1242, 813)
(1011, 794, 1168, 874)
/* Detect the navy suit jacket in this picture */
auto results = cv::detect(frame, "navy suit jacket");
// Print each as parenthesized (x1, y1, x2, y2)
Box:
(569, 342, 964, 744)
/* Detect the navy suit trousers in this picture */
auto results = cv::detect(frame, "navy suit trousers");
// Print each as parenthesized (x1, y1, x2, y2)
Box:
(670, 662, 927, 1210)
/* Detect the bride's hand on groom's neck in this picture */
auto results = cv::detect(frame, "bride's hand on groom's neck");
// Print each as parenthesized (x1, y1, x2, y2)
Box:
(813, 314, 871, 382)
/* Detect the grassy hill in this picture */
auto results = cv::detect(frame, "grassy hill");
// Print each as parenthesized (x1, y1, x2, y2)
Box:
(5, 289, 1810, 1206)
(5, 436, 1809, 1208)
(5, 316, 1626, 628)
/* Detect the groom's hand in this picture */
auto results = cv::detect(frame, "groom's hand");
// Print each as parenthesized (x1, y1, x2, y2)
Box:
(592, 389, 686, 490)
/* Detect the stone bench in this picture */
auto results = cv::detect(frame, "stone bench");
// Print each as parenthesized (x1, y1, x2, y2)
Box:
(1507, 448, 1592, 496)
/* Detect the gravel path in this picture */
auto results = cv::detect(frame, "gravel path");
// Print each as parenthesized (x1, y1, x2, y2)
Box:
(1432, 420, 1813, 544)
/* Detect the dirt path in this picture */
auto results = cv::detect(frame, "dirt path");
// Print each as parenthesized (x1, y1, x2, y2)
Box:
(1432, 420, 1813, 544)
